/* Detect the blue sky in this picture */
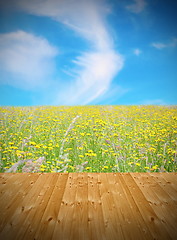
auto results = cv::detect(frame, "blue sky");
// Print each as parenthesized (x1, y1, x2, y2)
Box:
(0, 0, 177, 106)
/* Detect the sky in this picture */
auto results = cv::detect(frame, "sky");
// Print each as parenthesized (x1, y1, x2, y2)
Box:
(0, 0, 177, 106)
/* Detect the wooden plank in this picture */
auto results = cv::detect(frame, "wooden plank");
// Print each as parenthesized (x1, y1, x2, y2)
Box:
(104, 173, 133, 240)
(131, 173, 176, 240)
(0, 173, 16, 187)
(98, 173, 126, 240)
(161, 172, 177, 183)
(87, 173, 106, 240)
(149, 173, 177, 209)
(127, 173, 172, 240)
(15, 173, 59, 240)
(113, 173, 153, 240)
(157, 173, 177, 201)
(0, 173, 40, 232)
(0, 173, 52, 239)
(0, 173, 27, 203)
(158, 173, 177, 192)
(0, 173, 177, 240)
(70, 173, 89, 240)
(52, 173, 78, 240)
(132, 173, 177, 239)
(33, 173, 68, 240)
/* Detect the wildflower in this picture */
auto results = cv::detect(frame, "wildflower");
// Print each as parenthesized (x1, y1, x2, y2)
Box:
(104, 166, 109, 169)
(29, 141, 36, 146)
(85, 167, 91, 170)
(152, 165, 158, 170)
(88, 150, 93, 153)
(48, 147, 53, 150)
(91, 153, 97, 157)
(26, 152, 33, 156)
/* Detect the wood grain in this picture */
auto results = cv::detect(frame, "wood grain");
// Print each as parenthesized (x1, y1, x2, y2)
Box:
(0, 173, 177, 240)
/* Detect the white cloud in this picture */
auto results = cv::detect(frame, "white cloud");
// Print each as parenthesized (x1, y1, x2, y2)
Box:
(126, 0, 147, 13)
(151, 42, 167, 49)
(133, 48, 142, 56)
(151, 38, 177, 49)
(58, 50, 124, 105)
(0, 30, 58, 89)
(141, 99, 167, 105)
(3, 0, 124, 104)
(9, 0, 111, 49)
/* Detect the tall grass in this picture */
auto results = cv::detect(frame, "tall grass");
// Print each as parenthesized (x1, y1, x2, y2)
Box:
(0, 105, 176, 173)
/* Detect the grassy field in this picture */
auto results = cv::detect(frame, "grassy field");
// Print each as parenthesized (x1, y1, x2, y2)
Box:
(0, 105, 177, 173)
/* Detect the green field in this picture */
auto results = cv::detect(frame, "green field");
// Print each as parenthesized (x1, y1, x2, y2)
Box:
(0, 105, 177, 173)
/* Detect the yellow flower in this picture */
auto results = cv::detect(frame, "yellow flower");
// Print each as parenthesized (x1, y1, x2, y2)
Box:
(85, 167, 91, 170)
(152, 165, 158, 170)
(104, 166, 109, 169)
(86, 133, 91, 136)
(29, 141, 36, 146)
(48, 147, 53, 150)
(91, 153, 97, 157)
(26, 152, 32, 156)
(88, 150, 93, 153)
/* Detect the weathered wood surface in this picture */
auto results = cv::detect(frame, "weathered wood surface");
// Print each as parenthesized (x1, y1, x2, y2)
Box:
(0, 173, 177, 240)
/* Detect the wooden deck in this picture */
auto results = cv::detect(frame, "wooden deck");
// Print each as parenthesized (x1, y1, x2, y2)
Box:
(0, 173, 177, 240)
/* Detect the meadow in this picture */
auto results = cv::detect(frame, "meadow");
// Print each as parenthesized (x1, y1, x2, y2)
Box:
(0, 105, 177, 173)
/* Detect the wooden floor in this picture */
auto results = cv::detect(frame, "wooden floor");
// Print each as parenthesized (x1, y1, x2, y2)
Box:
(0, 173, 177, 240)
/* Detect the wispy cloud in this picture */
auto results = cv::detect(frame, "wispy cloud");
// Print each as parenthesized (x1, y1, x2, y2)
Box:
(133, 48, 142, 56)
(151, 38, 177, 49)
(141, 99, 167, 105)
(58, 50, 124, 105)
(126, 0, 147, 13)
(2, 0, 124, 104)
(0, 30, 58, 89)
(151, 42, 166, 49)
